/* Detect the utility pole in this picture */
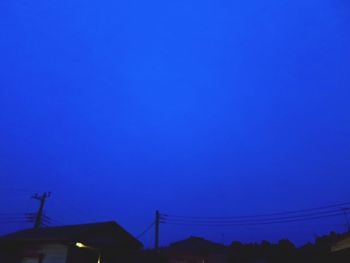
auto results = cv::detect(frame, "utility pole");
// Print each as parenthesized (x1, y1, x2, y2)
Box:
(32, 192, 51, 229)
(155, 210, 160, 251)
(342, 208, 350, 231)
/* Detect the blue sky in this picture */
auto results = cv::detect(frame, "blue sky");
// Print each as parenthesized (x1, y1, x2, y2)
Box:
(0, 0, 350, 248)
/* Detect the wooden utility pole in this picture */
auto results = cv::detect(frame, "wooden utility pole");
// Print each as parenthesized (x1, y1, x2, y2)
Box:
(32, 192, 51, 229)
(342, 208, 350, 231)
(155, 210, 160, 251)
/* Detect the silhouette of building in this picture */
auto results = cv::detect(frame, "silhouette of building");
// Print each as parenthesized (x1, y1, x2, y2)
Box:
(0, 221, 142, 263)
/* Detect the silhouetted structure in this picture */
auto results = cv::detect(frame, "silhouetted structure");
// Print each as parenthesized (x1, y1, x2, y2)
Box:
(0, 221, 142, 263)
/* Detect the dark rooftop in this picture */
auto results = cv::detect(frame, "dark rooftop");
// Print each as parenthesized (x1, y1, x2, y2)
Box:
(0, 221, 142, 250)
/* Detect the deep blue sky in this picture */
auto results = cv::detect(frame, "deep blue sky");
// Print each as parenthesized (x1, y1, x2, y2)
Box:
(0, 0, 350, 248)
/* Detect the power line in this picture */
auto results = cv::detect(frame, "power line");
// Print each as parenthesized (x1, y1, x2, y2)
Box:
(0, 217, 27, 220)
(161, 208, 348, 224)
(162, 212, 345, 227)
(159, 201, 350, 227)
(0, 212, 32, 221)
(0, 212, 28, 215)
(136, 222, 155, 239)
(161, 201, 350, 220)
(0, 220, 29, 224)
(45, 216, 65, 226)
(52, 201, 102, 223)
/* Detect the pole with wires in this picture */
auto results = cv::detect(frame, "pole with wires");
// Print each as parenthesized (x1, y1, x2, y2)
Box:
(342, 208, 350, 231)
(155, 210, 160, 251)
(32, 192, 51, 229)
(159, 201, 350, 227)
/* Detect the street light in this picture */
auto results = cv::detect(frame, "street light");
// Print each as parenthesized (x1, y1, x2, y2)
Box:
(75, 242, 101, 263)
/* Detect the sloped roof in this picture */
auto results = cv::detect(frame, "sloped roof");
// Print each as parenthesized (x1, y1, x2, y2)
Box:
(0, 221, 142, 250)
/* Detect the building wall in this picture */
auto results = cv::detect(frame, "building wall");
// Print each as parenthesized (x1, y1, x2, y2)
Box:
(20, 244, 68, 263)
(41, 244, 68, 263)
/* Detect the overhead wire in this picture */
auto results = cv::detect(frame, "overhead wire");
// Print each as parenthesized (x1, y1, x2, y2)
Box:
(136, 222, 155, 239)
(160, 201, 350, 227)
(161, 201, 350, 220)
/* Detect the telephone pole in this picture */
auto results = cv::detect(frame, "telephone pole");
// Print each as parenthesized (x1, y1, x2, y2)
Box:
(155, 210, 160, 251)
(342, 208, 350, 231)
(32, 192, 51, 229)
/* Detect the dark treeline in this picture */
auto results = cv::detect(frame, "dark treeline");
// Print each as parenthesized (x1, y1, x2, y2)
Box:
(228, 231, 343, 263)
(142, 231, 350, 263)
